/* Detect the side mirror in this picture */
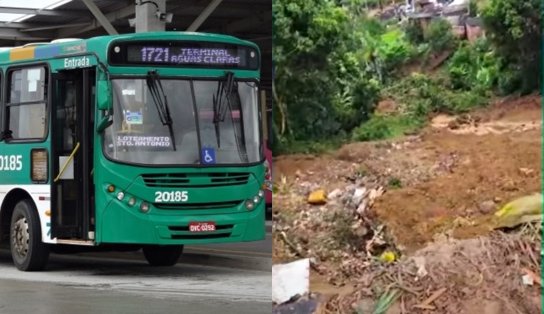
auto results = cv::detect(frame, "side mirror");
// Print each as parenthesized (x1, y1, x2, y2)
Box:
(96, 115, 113, 133)
(97, 80, 112, 111)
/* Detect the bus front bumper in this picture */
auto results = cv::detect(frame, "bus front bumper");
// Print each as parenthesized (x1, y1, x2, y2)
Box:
(98, 201, 266, 245)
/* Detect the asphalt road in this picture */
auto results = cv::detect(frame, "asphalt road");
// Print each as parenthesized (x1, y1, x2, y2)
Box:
(0, 250, 271, 314)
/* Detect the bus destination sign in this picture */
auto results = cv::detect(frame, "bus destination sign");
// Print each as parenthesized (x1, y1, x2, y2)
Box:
(109, 41, 259, 70)
(133, 47, 243, 65)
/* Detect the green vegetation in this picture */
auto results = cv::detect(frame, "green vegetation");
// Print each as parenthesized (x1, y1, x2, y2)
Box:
(387, 177, 402, 189)
(273, 0, 541, 154)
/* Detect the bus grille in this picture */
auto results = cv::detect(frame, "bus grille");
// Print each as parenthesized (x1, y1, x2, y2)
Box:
(141, 173, 250, 188)
(154, 200, 243, 210)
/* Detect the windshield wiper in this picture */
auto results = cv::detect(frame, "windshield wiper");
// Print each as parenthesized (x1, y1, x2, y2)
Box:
(146, 70, 176, 151)
(212, 71, 235, 148)
(212, 72, 249, 163)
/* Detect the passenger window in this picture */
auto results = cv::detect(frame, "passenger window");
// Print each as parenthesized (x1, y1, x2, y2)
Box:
(5, 67, 47, 140)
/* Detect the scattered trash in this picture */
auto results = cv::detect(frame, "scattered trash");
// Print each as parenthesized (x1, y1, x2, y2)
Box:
(413, 256, 428, 279)
(327, 188, 342, 199)
(522, 267, 541, 286)
(493, 193, 542, 228)
(272, 297, 319, 314)
(522, 274, 534, 286)
(379, 251, 397, 263)
(351, 187, 367, 207)
(308, 189, 327, 205)
(272, 258, 310, 304)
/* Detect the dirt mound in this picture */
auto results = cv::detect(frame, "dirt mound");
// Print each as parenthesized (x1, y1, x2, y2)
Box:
(375, 125, 540, 253)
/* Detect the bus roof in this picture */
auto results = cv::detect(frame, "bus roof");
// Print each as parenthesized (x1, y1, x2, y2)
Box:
(0, 31, 259, 65)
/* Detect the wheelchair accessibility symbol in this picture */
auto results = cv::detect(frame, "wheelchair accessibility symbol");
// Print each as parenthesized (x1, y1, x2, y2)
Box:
(201, 148, 216, 164)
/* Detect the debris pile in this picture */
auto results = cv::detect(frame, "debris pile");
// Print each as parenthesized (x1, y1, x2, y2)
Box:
(273, 93, 542, 314)
(322, 230, 541, 314)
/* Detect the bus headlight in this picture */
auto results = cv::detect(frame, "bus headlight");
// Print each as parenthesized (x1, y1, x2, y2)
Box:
(128, 197, 136, 206)
(244, 200, 255, 210)
(116, 192, 125, 201)
(245, 190, 265, 210)
(140, 202, 150, 213)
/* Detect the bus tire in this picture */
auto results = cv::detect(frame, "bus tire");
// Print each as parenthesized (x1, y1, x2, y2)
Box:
(142, 245, 183, 266)
(10, 199, 50, 271)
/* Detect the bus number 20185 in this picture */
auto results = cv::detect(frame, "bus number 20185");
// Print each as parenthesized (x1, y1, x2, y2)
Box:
(0, 155, 22, 171)
(155, 191, 189, 203)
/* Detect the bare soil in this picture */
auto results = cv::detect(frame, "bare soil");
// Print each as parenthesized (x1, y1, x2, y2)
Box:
(272, 94, 542, 313)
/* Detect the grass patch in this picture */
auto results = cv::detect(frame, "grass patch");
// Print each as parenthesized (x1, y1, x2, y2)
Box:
(352, 115, 424, 142)
(387, 177, 402, 189)
(274, 136, 348, 155)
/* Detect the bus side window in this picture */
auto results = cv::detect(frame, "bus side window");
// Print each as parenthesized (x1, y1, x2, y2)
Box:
(6, 66, 47, 140)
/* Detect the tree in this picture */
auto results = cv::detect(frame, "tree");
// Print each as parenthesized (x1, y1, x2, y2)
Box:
(273, 0, 379, 143)
(481, 0, 541, 93)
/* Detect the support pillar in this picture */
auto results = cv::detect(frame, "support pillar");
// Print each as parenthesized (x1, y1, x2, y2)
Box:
(134, 0, 166, 32)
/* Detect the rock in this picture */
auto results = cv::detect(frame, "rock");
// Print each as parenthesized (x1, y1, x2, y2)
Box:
(448, 120, 460, 129)
(478, 200, 496, 214)
(353, 226, 369, 237)
(308, 189, 327, 205)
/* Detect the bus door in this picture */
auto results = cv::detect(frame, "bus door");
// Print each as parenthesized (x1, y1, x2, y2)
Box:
(50, 68, 95, 240)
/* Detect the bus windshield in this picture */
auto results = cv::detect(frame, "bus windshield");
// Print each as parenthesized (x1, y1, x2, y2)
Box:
(103, 78, 261, 165)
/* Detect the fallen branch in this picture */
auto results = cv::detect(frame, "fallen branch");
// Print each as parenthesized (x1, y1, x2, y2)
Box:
(279, 231, 322, 273)
(413, 287, 446, 310)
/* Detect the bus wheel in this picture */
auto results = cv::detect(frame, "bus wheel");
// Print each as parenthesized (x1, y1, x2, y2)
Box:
(142, 245, 183, 266)
(10, 199, 50, 271)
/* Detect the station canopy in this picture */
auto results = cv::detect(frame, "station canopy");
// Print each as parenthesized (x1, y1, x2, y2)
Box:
(0, 0, 272, 92)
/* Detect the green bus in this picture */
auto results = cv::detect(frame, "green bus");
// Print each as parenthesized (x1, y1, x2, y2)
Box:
(0, 31, 267, 271)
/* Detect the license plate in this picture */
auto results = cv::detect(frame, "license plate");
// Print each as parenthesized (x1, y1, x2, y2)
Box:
(189, 222, 216, 232)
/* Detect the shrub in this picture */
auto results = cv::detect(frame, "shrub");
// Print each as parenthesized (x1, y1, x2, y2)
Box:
(426, 18, 455, 52)
(403, 21, 425, 45)
(447, 38, 500, 91)
(352, 116, 391, 141)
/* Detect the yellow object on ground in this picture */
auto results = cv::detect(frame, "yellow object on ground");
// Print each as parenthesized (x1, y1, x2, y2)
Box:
(308, 189, 327, 205)
(380, 251, 396, 263)
(493, 193, 542, 228)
